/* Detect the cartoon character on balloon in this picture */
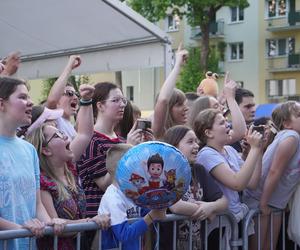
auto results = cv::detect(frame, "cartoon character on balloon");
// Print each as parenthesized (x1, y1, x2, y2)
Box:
(117, 142, 191, 210)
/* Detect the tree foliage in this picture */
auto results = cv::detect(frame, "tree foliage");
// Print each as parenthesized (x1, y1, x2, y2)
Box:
(176, 46, 219, 93)
(41, 75, 89, 103)
(126, 0, 249, 70)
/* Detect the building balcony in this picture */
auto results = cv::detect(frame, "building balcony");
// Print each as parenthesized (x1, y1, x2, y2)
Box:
(267, 11, 300, 32)
(190, 21, 224, 40)
(268, 53, 300, 73)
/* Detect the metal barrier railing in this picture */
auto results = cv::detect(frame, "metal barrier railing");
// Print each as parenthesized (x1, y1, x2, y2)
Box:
(242, 208, 299, 250)
(5, 209, 299, 250)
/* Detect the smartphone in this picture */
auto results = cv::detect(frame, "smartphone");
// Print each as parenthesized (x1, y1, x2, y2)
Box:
(136, 119, 152, 131)
(253, 125, 265, 135)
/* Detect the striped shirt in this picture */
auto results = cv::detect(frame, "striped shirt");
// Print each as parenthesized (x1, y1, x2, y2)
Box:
(76, 131, 124, 217)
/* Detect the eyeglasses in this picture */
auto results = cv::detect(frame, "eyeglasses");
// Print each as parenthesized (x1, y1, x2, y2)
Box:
(103, 97, 128, 105)
(44, 130, 66, 146)
(63, 90, 80, 98)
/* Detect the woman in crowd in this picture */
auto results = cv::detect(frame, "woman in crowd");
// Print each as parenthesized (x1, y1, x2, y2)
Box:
(0, 76, 65, 249)
(194, 108, 263, 222)
(46, 55, 82, 140)
(26, 84, 111, 250)
(243, 101, 300, 250)
(161, 125, 228, 249)
(188, 72, 246, 144)
(76, 81, 142, 243)
(152, 44, 189, 139)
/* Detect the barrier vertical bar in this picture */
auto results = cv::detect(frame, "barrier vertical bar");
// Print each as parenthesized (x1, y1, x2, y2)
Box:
(204, 219, 208, 250)
(282, 210, 285, 250)
(172, 221, 176, 250)
(258, 213, 261, 250)
(188, 220, 192, 250)
(98, 229, 102, 250)
(156, 222, 160, 250)
(53, 235, 58, 250)
(76, 232, 81, 250)
(270, 212, 274, 250)
(218, 215, 222, 250)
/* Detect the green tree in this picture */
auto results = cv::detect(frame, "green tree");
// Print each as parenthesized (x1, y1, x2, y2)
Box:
(41, 75, 89, 103)
(126, 0, 249, 71)
(177, 46, 219, 93)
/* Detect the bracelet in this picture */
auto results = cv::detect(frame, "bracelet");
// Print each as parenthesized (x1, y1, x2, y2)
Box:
(79, 99, 93, 106)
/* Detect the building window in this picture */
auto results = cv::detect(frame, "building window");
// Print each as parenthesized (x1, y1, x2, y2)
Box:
(266, 37, 295, 57)
(229, 43, 244, 60)
(126, 86, 134, 101)
(266, 0, 287, 18)
(165, 15, 180, 32)
(267, 79, 296, 96)
(231, 7, 244, 22)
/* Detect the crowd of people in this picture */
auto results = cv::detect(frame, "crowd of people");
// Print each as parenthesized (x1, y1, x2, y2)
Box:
(0, 46, 299, 250)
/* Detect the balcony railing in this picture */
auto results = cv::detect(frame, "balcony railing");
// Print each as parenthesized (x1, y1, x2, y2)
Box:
(267, 11, 300, 32)
(190, 21, 224, 40)
(268, 53, 300, 72)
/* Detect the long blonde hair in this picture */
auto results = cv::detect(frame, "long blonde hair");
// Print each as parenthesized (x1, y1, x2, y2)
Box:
(26, 124, 77, 201)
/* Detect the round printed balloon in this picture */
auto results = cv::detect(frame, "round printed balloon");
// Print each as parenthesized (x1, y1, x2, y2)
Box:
(115, 141, 191, 209)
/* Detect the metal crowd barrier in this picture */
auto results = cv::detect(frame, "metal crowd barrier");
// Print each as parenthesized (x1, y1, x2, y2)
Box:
(242, 208, 299, 250)
(4, 209, 298, 250)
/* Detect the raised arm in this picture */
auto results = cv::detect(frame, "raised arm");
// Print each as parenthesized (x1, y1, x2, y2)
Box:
(260, 136, 298, 214)
(152, 44, 188, 139)
(46, 55, 81, 109)
(70, 84, 94, 161)
(211, 128, 262, 191)
(0, 51, 21, 76)
(223, 72, 247, 144)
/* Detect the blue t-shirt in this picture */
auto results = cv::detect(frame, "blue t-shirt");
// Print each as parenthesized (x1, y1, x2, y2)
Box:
(0, 136, 40, 250)
(197, 145, 244, 216)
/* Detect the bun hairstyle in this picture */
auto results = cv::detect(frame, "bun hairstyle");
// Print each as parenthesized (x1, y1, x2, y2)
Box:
(197, 71, 219, 98)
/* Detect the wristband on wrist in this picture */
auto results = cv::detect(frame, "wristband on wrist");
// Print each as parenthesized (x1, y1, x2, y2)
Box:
(79, 99, 93, 106)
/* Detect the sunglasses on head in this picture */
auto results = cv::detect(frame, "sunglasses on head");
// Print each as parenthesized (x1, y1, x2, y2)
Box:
(64, 90, 80, 98)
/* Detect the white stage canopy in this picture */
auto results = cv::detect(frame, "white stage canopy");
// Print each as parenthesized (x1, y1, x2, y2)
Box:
(0, 0, 172, 79)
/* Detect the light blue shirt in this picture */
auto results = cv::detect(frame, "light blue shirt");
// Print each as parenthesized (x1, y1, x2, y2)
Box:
(0, 136, 40, 250)
(197, 145, 244, 216)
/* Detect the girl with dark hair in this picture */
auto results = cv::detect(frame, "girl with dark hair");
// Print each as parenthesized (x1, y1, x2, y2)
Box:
(0, 77, 65, 249)
(162, 125, 227, 249)
(76, 82, 141, 244)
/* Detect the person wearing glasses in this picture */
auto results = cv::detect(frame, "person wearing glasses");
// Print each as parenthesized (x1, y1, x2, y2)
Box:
(0, 77, 66, 249)
(26, 84, 111, 250)
(76, 81, 142, 244)
(46, 55, 82, 140)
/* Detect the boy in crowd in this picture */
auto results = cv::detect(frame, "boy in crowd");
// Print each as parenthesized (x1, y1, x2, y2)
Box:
(98, 144, 166, 250)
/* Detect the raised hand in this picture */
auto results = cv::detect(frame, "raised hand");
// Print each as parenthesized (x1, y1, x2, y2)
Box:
(223, 71, 238, 99)
(1, 51, 21, 76)
(79, 84, 95, 101)
(175, 43, 189, 68)
(68, 55, 81, 70)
